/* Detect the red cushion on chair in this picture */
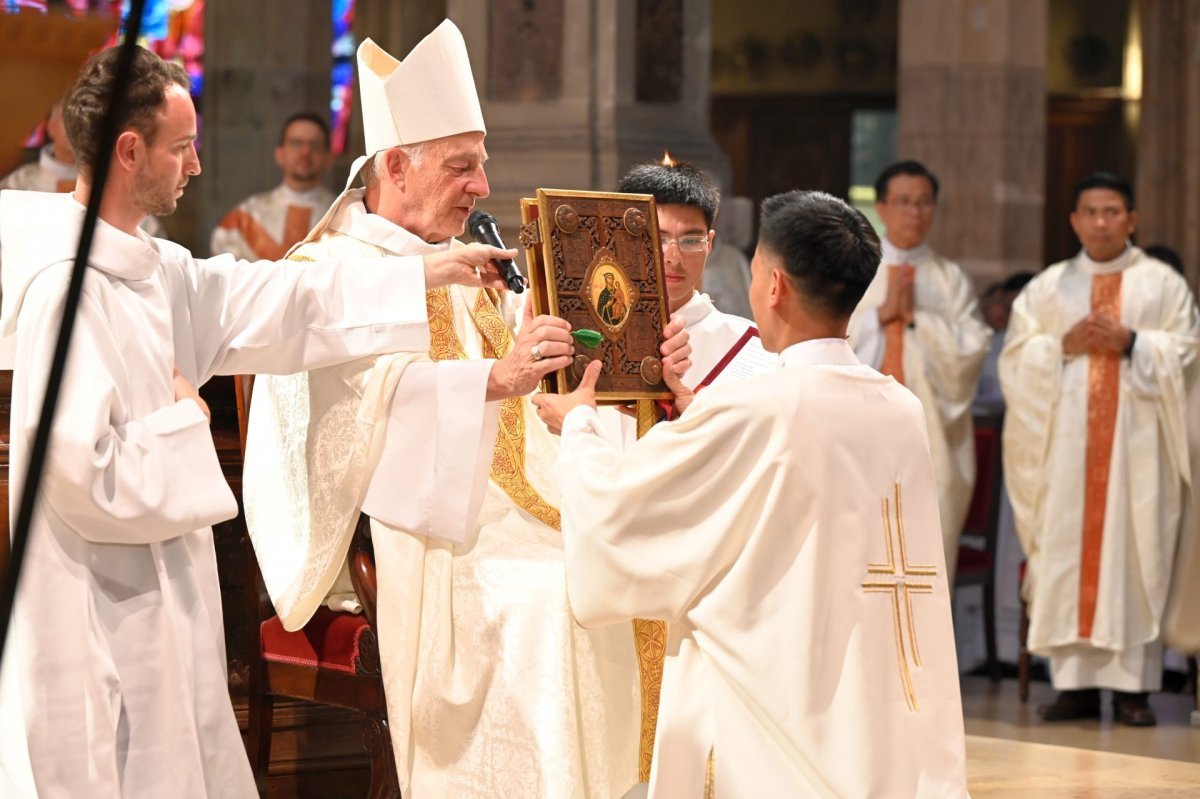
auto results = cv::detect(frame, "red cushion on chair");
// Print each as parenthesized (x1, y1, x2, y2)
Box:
(957, 546, 992, 575)
(260, 607, 370, 675)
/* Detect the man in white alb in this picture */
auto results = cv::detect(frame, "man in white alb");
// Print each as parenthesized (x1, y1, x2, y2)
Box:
(534, 190, 969, 799)
(848, 160, 992, 582)
(210, 112, 335, 260)
(1001, 172, 1200, 726)
(0, 45, 505, 799)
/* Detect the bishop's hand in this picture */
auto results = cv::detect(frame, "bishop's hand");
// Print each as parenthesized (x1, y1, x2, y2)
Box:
(422, 244, 512, 290)
(532, 360, 602, 435)
(486, 300, 575, 400)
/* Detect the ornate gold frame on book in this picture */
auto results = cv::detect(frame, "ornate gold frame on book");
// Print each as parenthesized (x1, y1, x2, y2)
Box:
(519, 188, 672, 401)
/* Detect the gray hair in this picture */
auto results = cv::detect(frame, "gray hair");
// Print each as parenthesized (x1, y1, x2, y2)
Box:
(364, 141, 427, 186)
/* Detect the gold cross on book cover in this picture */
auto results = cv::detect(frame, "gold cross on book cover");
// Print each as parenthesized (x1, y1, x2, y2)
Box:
(519, 189, 673, 402)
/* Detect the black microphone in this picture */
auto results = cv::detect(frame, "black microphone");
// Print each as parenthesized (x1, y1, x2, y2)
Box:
(468, 210, 527, 294)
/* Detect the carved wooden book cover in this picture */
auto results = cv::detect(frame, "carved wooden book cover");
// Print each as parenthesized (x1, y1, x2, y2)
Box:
(519, 189, 671, 401)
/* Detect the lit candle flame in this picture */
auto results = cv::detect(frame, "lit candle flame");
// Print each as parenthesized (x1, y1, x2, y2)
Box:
(661, 150, 675, 167)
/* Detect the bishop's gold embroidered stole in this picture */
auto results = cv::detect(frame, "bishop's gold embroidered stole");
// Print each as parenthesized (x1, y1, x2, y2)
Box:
(428, 286, 667, 781)
(424, 287, 562, 530)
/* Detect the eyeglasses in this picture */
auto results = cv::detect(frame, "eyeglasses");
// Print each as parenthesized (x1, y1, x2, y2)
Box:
(884, 197, 935, 212)
(661, 234, 708, 253)
(283, 138, 328, 152)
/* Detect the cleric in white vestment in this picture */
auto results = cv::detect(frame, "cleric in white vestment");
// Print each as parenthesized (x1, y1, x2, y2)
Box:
(536, 190, 970, 799)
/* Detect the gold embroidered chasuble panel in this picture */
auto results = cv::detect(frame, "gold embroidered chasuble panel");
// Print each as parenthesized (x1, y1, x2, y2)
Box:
(424, 286, 561, 531)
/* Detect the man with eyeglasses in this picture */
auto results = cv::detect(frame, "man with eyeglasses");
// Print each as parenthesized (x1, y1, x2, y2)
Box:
(210, 111, 335, 260)
(618, 160, 761, 391)
(847, 160, 992, 584)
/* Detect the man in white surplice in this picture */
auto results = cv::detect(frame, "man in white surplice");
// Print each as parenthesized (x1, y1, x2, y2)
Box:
(848, 161, 992, 582)
(242, 23, 686, 797)
(0, 46, 505, 799)
(595, 161, 768, 448)
(1000, 172, 1200, 726)
(534, 190, 969, 799)
(617, 160, 760, 385)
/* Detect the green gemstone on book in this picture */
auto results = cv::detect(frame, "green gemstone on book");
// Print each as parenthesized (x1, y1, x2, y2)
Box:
(571, 328, 604, 348)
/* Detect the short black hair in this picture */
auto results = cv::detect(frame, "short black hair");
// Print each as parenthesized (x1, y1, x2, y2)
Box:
(279, 112, 331, 148)
(1072, 171, 1134, 211)
(1144, 244, 1184, 275)
(758, 190, 881, 318)
(618, 160, 720, 228)
(874, 160, 939, 203)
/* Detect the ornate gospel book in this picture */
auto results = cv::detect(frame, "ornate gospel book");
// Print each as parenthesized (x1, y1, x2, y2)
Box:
(519, 189, 672, 402)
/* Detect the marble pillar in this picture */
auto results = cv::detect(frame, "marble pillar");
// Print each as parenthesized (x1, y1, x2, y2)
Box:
(896, 0, 1047, 287)
(1136, 0, 1200, 292)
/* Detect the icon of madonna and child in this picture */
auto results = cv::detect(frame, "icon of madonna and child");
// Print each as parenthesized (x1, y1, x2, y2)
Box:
(593, 268, 629, 328)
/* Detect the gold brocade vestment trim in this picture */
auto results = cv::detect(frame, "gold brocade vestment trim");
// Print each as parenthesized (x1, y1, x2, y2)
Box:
(426, 287, 667, 779)
(424, 287, 561, 530)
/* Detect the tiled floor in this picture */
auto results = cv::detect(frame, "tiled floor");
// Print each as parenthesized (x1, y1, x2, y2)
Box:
(961, 676, 1200, 797)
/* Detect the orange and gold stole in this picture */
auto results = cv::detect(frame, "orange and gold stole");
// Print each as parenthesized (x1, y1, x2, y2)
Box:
(1078, 272, 1122, 638)
(218, 204, 314, 261)
(880, 264, 913, 385)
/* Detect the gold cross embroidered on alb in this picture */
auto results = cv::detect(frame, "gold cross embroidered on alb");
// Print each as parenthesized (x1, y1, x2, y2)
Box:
(861, 482, 937, 711)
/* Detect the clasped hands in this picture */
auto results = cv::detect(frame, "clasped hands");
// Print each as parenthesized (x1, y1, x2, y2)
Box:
(1062, 312, 1132, 357)
(531, 317, 693, 435)
(877, 263, 916, 326)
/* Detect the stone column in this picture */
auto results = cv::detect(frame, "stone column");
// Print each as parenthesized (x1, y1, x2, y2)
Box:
(192, 0, 332, 254)
(896, 0, 1047, 287)
(1136, 0, 1200, 292)
(449, 0, 730, 232)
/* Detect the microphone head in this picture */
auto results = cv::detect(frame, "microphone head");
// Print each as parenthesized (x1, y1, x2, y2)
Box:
(467, 209, 495, 235)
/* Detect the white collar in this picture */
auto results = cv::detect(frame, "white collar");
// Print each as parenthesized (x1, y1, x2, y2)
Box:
(0, 192, 160, 335)
(277, 182, 326, 204)
(331, 191, 452, 256)
(674, 291, 715, 328)
(38, 144, 78, 182)
(778, 337, 860, 368)
(880, 237, 931, 266)
(1078, 243, 1136, 276)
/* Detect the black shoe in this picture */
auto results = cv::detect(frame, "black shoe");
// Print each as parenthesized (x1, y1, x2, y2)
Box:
(1113, 692, 1157, 727)
(1037, 689, 1101, 721)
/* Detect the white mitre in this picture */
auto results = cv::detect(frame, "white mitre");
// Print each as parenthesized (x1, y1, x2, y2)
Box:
(359, 20, 485, 154)
(310, 19, 487, 243)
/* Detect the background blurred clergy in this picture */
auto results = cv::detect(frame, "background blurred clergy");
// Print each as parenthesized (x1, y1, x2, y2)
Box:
(536, 190, 969, 799)
(847, 161, 992, 582)
(243, 22, 641, 797)
(1000, 173, 1200, 725)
